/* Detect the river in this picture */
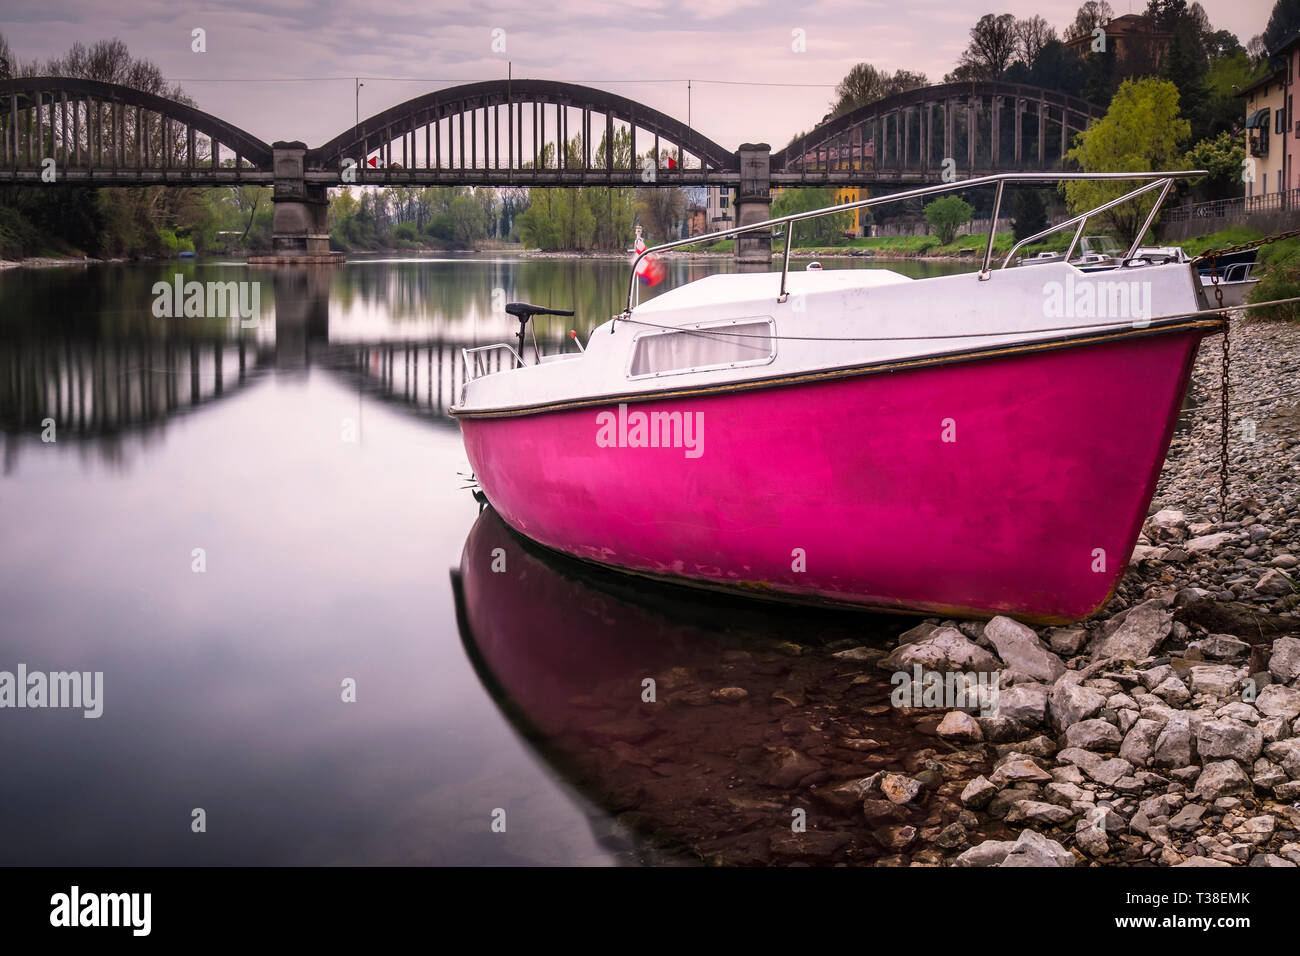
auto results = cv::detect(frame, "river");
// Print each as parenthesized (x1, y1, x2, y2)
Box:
(0, 253, 972, 866)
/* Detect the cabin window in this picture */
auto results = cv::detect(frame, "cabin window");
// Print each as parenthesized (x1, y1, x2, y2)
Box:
(629, 318, 775, 378)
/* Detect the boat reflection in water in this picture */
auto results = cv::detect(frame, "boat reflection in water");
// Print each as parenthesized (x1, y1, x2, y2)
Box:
(452, 508, 996, 866)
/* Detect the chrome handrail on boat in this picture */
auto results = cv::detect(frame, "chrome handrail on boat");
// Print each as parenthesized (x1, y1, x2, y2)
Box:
(462, 343, 524, 383)
(623, 170, 1208, 315)
(1002, 178, 1173, 269)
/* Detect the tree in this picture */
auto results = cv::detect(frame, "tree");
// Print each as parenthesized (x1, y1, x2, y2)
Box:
(1062, 78, 1191, 244)
(770, 188, 850, 245)
(231, 185, 266, 243)
(449, 193, 492, 248)
(588, 127, 638, 249)
(943, 62, 985, 84)
(1262, 0, 1300, 52)
(1201, 51, 1268, 140)
(1016, 16, 1058, 69)
(1004, 40, 1088, 98)
(1145, 1, 1216, 139)
(498, 186, 530, 241)
(1010, 189, 1049, 241)
(636, 186, 686, 244)
(516, 189, 564, 250)
(924, 196, 975, 244)
(830, 63, 928, 117)
(1064, 1, 1114, 41)
(958, 14, 1019, 81)
(1202, 30, 1243, 60)
(1182, 130, 1247, 200)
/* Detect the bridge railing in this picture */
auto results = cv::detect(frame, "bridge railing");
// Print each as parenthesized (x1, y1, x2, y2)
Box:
(624, 170, 1208, 313)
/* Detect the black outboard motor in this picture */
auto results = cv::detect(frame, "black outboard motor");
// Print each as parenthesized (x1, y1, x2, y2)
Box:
(505, 303, 575, 367)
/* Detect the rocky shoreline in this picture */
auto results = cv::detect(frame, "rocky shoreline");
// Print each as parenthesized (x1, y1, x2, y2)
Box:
(545, 315, 1300, 867)
(810, 314, 1300, 868)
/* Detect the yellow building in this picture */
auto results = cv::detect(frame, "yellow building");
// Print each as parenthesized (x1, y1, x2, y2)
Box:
(835, 187, 864, 237)
(1238, 68, 1287, 200)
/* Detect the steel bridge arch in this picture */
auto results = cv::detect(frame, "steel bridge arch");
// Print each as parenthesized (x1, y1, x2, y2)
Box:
(309, 78, 738, 181)
(0, 76, 274, 182)
(771, 81, 1105, 184)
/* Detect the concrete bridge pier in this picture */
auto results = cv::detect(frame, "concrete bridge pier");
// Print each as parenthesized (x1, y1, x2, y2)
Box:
(248, 142, 344, 265)
(734, 144, 772, 265)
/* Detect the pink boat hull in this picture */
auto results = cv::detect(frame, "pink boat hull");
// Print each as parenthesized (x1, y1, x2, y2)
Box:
(458, 329, 1207, 623)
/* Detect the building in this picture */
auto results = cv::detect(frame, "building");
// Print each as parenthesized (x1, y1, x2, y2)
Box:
(706, 186, 733, 232)
(1269, 32, 1300, 196)
(835, 187, 865, 237)
(681, 186, 708, 237)
(1239, 68, 1287, 200)
(1062, 13, 1170, 74)
(687, 202, 707, 237)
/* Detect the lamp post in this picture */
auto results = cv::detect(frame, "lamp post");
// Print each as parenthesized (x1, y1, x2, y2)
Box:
(355, 78, 365, 172)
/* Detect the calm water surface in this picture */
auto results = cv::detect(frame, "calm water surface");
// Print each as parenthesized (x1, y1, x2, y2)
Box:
(0, 254, 967, 865)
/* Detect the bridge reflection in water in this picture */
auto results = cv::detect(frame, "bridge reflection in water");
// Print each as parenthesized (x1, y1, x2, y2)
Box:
(0, 264, 578, 468)
(453, 508, 988, 866)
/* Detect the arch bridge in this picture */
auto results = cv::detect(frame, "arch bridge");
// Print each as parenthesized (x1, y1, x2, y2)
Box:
(1, 77, 1102, 260)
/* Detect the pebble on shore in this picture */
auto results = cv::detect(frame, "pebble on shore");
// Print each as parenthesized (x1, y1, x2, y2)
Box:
(894, 316, 1300, 867)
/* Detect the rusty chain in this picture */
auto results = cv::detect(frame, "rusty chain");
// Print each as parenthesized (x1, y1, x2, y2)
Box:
(1191, 227, 1300, 266)
(1208, 259, 1229, 523)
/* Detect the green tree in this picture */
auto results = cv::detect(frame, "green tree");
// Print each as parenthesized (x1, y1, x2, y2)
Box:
(1004, 40, 1088, 98)
(1010, 189, 1049, 241)
(517, 190, 564, 250)
(449, 192, 493, 248)
(1146, 1, 1213, 138)
(587, 127, 638, 249)
(1262, 0, 1300, 53)
(924, 196, 975, 244)
(1203, 29, 1243, 59)
(770, 188, 850, 245)
(1182, 130, 1246, 200)
(1062, 77, 1191, 245)
(1201, 51, 1268, 139)
(498, 186, 530, 240)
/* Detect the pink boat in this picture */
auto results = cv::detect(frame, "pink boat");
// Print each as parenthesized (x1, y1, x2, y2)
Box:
(452, 173, 1224, 624)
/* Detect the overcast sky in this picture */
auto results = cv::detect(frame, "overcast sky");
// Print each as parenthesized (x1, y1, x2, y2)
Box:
(0, 0, 1276, 152)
